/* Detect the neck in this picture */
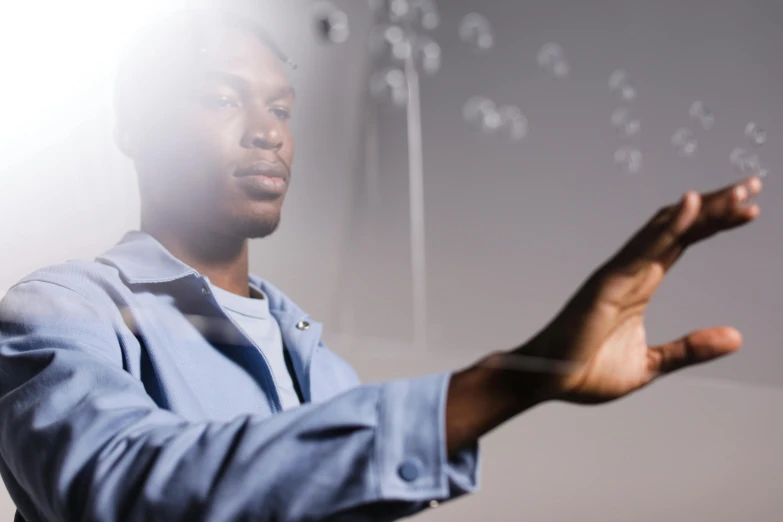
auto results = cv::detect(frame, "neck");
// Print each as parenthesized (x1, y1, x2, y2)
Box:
(141, 212, 251, 297)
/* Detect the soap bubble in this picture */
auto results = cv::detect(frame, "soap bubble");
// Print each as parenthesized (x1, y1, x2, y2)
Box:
(370, 0, 440, 30)
(745, 122, 767, 146)
(497, 105, 528, 141)
(689, 101, 714, 130)
(412, 36, 441, 75)
(463, 96, 493, 123)
(459, 13, 493, 51)
(463, 96, 502, 134)
(731, 147, 768, 178)
(370, 67, 408, 109)
(369, 24, 412, 61)
(388, 0, 412, 22)
(610, 107, 640, 137)
(464, 99, 526, 141)
(409, 0, 440, 30)
(609, 70, 636, 101)
(414, 0, 441, 30)
(481, 109, 504, 133)
(614, 146, 643, 174)
(312, 2, 350, 44)
(370, 28, 441, 74)
(537, 43, 570, 78)
(730, 147, 748, 166)
(672, 128, 698, 157)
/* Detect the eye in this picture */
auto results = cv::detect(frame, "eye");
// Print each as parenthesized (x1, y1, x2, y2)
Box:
(203, 95, 240, 111)
(271, 106, 291, 121)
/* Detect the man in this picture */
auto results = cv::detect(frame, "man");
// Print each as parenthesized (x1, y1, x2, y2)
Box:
(0, 7, 764, 522)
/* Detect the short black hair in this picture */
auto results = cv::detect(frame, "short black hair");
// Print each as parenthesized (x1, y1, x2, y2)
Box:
(114, 7, 294, 131)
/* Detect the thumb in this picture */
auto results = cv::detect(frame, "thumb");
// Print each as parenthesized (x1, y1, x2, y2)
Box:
(647, 326, 742, 376)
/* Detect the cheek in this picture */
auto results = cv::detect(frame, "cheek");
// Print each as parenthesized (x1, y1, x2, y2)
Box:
(145, 117, 240, 204)
(191, 113, 245, 158)
(171, 115, 245, 180)
(282, 129, 295, 166)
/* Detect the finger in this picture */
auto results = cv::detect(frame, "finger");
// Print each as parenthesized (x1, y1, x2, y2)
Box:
(647, 326, 742, 376)
(645, 176, 761, 265)
(681, 176, 762, 245)
(578, 177, 762, 314)
(604, 176, 763, 278)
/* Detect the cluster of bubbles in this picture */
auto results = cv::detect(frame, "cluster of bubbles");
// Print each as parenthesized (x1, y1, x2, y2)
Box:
(670, 100, 713, 158)
(369, 25, 442, 74)
(745, 122, 767, 147)
(609, 70, 637, 101)
(611, 106, 640, 138)
(313, 4, 772, 179)
(609, 70, 642, 174)
(670, 100, 770, 181)
(371, 0, 441, 30)
(462, 96, 528, 142)
(370, 67, 409, 108)
(731, 122, 769, 180)
(671, 127, 697, 156)
(312, 1, 351, 44)
(459, 13, 494, 51)
(614, 146, 643, 175)
(366, 0, 442, 109)
(536, 43, 570, 78)
(689, 100, 715, 130)
(459, 13, 520, 142)
(312, 0, 444, 109)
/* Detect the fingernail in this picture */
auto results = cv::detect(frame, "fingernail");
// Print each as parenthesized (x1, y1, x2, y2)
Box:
(748, 176, 762, 193)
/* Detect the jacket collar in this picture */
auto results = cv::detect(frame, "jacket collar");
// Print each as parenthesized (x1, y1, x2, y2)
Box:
(96, 231, 307, 316)
(96, 231, 197, 284)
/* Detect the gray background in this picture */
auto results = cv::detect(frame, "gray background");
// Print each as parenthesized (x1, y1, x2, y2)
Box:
(0, 0, 781, 520)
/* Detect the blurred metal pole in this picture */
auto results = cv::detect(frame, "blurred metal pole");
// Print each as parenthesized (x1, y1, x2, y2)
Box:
(336, 43, 380, 336)
(404, 50, 428, 349)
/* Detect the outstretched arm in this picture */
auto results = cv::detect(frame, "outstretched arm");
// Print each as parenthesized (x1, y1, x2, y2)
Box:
(0, 280, 480, 522)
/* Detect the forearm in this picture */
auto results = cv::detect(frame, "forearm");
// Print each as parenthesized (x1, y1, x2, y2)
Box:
(1, 362, 478, 522)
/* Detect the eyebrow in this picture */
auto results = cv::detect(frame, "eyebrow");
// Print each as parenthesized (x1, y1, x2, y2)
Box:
(203, 71, 295, 101)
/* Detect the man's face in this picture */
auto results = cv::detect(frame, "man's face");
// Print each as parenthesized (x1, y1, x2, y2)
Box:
(130, 26, 296, 239)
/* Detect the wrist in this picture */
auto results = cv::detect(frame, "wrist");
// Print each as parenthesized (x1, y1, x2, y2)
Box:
(445, 352, 548, 455)
(478, 350, 557, 408)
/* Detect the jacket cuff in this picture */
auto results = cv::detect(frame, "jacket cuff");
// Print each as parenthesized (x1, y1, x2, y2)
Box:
(376, 372, 481, 503)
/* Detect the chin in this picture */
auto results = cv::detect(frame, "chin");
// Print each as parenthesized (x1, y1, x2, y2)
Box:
(232, 213, 282, 239)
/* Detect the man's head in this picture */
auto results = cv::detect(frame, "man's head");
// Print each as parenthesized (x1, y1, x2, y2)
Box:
(115, 8, 296, 239)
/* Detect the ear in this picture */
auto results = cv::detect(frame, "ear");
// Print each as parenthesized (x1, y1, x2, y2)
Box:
(114, 124, 136, 158)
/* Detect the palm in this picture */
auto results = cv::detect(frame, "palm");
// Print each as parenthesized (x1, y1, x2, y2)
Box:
(561, 313, 652, 403)
(522, 177, 762, 405)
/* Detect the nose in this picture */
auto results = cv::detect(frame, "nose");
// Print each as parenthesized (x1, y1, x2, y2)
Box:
(250, 131, 283, 151)
(244, 115, 283, 151)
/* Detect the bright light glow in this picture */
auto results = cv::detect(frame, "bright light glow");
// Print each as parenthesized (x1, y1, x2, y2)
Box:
(0, 1, 187, 167)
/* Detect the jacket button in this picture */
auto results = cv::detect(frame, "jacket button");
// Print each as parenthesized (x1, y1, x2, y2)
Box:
(296, 320, 310, 330)
(397, 459, 422, 482)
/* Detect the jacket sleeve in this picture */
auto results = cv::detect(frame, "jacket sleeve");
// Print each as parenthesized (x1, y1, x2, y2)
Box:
(0, 280, 480, 522)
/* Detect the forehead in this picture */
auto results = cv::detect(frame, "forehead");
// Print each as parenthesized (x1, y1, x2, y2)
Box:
(197, 27, 290, 86)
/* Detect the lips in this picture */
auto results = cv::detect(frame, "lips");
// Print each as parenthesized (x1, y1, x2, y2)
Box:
(234, 160, 289, 198)
(235, 160, 289, 181)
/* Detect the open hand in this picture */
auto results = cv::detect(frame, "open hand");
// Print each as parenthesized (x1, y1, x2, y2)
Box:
(515, 176, 763, 404)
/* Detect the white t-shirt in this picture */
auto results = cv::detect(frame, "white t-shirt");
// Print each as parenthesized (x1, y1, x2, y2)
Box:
(209, 283, 301, 411)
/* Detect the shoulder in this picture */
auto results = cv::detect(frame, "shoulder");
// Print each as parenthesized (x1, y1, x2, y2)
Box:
(1, 259, 128, 322)
(318, 341, 362, 385)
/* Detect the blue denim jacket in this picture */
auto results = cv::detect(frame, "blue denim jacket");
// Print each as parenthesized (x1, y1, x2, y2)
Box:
(0, 231, 479, 522)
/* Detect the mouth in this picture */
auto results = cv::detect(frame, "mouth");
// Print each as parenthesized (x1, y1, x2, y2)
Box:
(234, 161, 289, 196)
